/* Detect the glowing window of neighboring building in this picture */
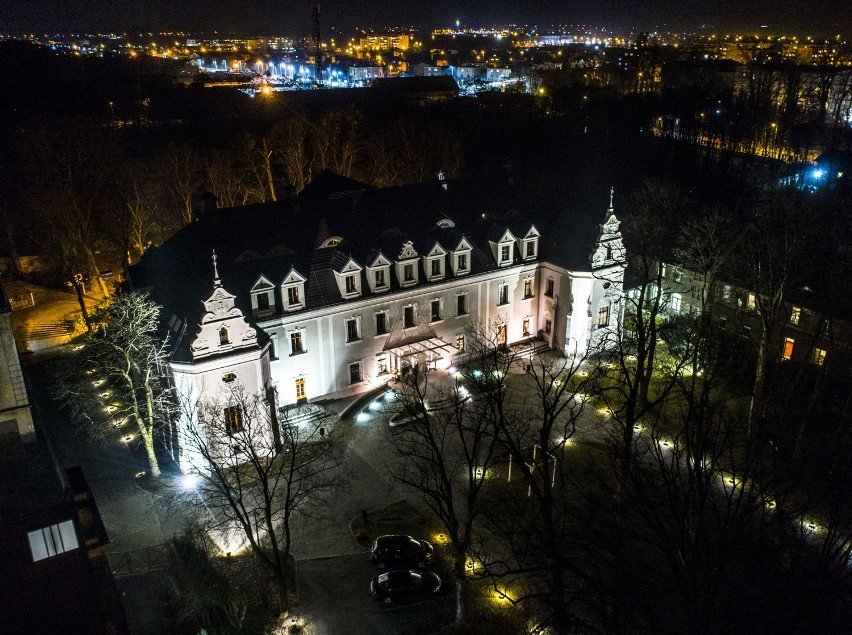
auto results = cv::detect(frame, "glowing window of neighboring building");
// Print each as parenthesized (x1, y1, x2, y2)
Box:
(456, 334, 465, 352)
(295, 377, 306, 401)
(377, 354, 388, 374)
(790, 306, 801, 325)
(28, 520, 79, 562)
(598, 306, 610, 328)
(782, 337, 795, 361)
(812, 347, 827, 365)
(222, 372, 237, 383)
(287, 287, 300, 305)
(523, 278, 533, 299)
(522, 318, 531, 336)
(747, 293, 756, 310)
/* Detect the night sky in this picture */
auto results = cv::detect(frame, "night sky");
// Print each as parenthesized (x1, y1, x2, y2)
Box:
(1, 1, 849, 35)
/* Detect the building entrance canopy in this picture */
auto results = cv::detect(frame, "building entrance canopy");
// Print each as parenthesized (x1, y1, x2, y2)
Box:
(383, 335, 456, 365)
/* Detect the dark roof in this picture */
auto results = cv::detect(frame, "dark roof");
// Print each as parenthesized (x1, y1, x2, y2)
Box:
(128, 171, 609, 356)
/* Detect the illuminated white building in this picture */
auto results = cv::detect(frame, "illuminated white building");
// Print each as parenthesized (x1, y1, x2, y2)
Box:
(128, 171, 624, 469)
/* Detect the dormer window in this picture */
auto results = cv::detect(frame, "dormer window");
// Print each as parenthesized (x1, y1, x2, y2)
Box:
(281, 268, 307, 312)
(451, 238, 472, 277)
(375, 269, 386, 288)
(219, 326, 230, 345)
(404, 264, 415, 283)
(367, 253, 391, 294)
(521, 226, 540, 261)
(526, 241, 537, 259)
(251, 275, 276, 318)
(396, 241, 420, 288)
(335, 258, 363, 298)
(501, 245, 511, 263)
(322, 236, 342, 248)
(431, 259, 441, 276)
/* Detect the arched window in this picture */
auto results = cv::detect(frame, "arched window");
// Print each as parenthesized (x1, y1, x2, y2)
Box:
(219, 326, 230, 345)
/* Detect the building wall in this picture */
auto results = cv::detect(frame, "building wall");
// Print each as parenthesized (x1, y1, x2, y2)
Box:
(0, 311, 35, 442)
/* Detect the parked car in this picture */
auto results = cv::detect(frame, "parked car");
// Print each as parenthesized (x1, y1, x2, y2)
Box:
(370, 570, 442, 604)
(371, 535, 434, 569)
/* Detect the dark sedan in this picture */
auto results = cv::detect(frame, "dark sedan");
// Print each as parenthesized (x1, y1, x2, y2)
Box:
(370, 570, 442, 604)
(371, 535, 434, 569)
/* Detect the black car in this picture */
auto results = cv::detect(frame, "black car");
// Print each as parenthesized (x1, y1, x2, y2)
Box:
(371, 535, 434, 569)
(370, 570, 442, 604)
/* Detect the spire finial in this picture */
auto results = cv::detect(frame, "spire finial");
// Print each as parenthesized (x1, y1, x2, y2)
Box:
(609, 186, 615, 211)
(212, 249, 220, 283)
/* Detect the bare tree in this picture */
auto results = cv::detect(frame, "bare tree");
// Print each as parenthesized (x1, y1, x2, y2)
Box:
(53, 291, 172, 477)
(162, 142, 203, 225)
(385, 358, 502, 627)
(177, 386, 347, 612)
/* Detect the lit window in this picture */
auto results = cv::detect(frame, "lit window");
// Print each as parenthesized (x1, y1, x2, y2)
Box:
(598, 306, 610, 328)
(524, 278, 533, 299)
(782, 337, 794, 361)
(457, 294, 467, 316)
(747, 293, 756, 310)
(287, 287, 300, 305)
(456, 334, 465, 352)
(224, 406, 244, 434)
(377, 355, 388, 374)
(431, 259, 442, 276)
(345, 275, 357, 294)
(545, 278, 554, 297)
(457, 253, 468, 271)
(290, 331, 304, 354)
(222, 372, 237, 383)
(375, 311, 388, 335)
(498, 283, 509, 305)
(28, 520, 79, 562)
(346, 318, 360, 342)
(349, 362, 362, 384)
(790, 306, 801, 325)
(375, 269, 386, 288)
(219, 327, 230, 345)
(522, 318, 531, 336)
(431, 299, 442, 322)
(812, 347, 826, 365)
(295, 377, 306, 401)
(404, 264, 415, 282)
(404, 305, 415, 328)
(497, 324, 507, 346)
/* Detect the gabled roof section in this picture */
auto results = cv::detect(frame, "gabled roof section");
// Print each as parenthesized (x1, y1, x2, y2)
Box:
(426, 242, 447, 258)
(282, 268, 307, 285)
(250, 275, 275, 292)
(337, 257, 363, 274)
(487, 225, 516, 244)
(367, 251, 392, 268)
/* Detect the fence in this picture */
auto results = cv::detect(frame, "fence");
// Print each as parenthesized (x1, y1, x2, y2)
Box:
(107, 542, 170, 577)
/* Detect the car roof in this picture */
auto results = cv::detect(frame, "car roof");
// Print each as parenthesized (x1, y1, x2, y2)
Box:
(377, 534, 416, 546)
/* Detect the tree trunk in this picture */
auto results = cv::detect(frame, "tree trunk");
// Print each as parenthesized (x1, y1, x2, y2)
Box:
(453, 548, 468, 626)
(276, 572, 290, 613)
(71, 280, 91, 330)
(262, 140, 277, 202)
(141, 422, 161, 477)
(749, 329, 769, 433)
(84, 245, 109, 298)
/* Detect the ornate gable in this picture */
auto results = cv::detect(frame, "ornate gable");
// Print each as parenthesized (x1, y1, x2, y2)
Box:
(398, 241, 418, 260)
(190, 253, 259, 360)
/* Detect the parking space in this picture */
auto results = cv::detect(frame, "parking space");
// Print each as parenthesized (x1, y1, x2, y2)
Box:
(297, 553, 454, 634)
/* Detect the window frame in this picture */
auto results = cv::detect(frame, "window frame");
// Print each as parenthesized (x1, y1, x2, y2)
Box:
(598, 305, 610, 328)
(224, 405, 244, 435)
(430, 298, 443, 322)
(290, 330, 305, 355)
(403, 305, 416, 329)
(523, 277, 534, 299)
(345, 317, 361, 343)
(375, 310, 389, 335)
(349, 361, 363, 384)
(456, 293, 468, 316)
(545, 277, 554, 297)
(497, 283, 510, 306)
(782, 337, 795, 361)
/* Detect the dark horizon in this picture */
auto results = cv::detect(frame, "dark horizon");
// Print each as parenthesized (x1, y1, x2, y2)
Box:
(2, 1, 850, 37)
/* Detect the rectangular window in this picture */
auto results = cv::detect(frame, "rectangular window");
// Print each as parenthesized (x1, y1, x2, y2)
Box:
(457, 253, 467, 271)
(224, 406, 243, 434)
(28, 520, 79, 562)
(722, 285, 732, 301)
(346, 318, 360, 342)
(431, 259, 442, 276)
(374, 269, 386, 288)
(501, 245, 511, 263)
(497, 324, 507, 346)
(498, 284, 509, 306)
(377, 355, 388, 374)
(544, 318, 552, 335)
(812, 347, 826, 365)
(349, 362, 362, 384)
(598, 306, 610, 328)
(345, 275, 357, 294)
(375, 311, 388, 335)
(673, 269, 682, 283)
(456, 334, 465, 352)
(290, 331, 304, 354)
(295, 377, 306, 401)
(457, 294, 467, 316)
(404, 305, 415, 328)
(524, 278, 533, 299)
(782, 337, 794, 361)
(747, 293, 756, 310)
(671, 294, 682, 313)
(288, 287, 300, 305)
(257, 292, 270, 310)
(404, 264, 414, 282)
(545, 278, 554, 297)
(526, 241, 535, 258)
(431, 299, 442, 322)
(522, 318, 531, 336)
(790, 306, 801, 325)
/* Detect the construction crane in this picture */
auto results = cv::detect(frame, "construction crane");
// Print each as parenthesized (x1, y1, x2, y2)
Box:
(312, 4, 323, 87)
